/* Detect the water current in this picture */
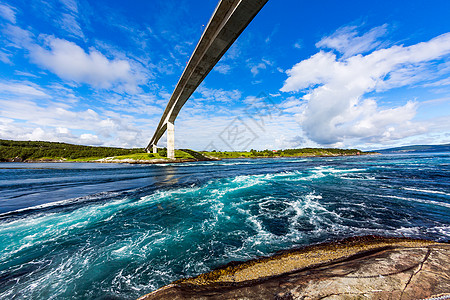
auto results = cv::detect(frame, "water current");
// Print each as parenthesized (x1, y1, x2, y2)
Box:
(0, 153, 449, 299)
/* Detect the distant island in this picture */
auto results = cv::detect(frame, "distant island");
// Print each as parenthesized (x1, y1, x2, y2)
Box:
(0, 139, 374, 163)
(375, 143, 450, 154)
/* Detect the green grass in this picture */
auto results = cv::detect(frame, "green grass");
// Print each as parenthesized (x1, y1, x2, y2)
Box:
(174, 150, 195, 159)
(59, 150, 195, 162)
(110, 150, 194, 160)
(67, 150, 195, 161)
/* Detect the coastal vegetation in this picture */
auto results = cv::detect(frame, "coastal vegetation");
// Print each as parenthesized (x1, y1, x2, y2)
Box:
(0, 139, 370, 162)
(202, 148, 367, 159)
(106, 150, 195, 161)
(0, 139, 144, 161)
(0, 140, 197, 161)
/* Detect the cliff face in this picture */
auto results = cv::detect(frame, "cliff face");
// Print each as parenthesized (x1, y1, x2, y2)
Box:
(138, 236, 450, 300)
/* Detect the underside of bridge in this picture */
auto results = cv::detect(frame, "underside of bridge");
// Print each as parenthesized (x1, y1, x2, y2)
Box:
(145, 0, 268, 158)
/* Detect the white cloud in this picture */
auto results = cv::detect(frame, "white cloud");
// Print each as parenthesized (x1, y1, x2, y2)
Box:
(223, 43, 241, 60)
(0, 82, 48, 97)
(250, 62, 266, 76)
(58, 13, 85, 39)
(316, 24, 388, 58)
(174, 88, 308, 151)
(0, 122, 103, 146)
(100, 93, 164, 116)
(0, 50, 12, 64)
(14, 70, 39, 77)
(3, 25, 144, 92)
(55, 0, 86, 40)
(281, 31, 450, 145)
(2, 24, 34, 48)
(175, 109, 305, 151)
(423, 77, 450, 87)
(59, 0, 78, 14)
(193, 85, 241, 104)
(214, 63, 231, 74)
(281, 51, 337, 92)
(0, 3, 16, 23)
(0, 98, 146, 147)
(264, 25, 278, 44)
(31, 36, 139, 92)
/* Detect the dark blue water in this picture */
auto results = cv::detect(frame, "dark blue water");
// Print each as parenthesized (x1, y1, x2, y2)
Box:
(0, 153, 449, 299)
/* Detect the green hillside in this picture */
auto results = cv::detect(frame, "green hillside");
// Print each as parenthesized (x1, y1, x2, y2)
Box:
(0, 139, 144, 161)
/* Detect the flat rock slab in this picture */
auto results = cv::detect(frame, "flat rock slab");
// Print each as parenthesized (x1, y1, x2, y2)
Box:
(138, 236, 450, 300)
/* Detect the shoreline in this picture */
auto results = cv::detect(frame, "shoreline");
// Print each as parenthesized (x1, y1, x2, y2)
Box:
(1, 158, 218, 165)
(1, 152, 378, 165)
(138, 235, 450, 299)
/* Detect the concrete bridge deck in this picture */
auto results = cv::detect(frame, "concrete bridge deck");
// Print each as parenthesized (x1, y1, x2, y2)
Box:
(145, 0, 268, 158)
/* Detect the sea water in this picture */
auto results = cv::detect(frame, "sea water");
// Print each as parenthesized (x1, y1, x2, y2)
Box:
(0, 153, 449, 299)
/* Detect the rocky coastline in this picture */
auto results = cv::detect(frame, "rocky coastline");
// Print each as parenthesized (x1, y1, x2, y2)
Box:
(138, 236, 450, 300)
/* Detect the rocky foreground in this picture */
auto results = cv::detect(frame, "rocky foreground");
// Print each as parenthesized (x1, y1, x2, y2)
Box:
(138, 236, 450, 300)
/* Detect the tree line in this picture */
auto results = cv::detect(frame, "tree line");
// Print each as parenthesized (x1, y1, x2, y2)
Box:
(0, 139, 145, 161)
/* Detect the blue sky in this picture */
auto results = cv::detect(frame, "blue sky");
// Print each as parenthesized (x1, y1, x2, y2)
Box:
(1, 0, 450, 151)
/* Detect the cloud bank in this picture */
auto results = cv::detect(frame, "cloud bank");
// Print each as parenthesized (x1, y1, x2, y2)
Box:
(281, 29, 450, 145)
(32, 37, 135, 90)
(3, 24, 143, 93)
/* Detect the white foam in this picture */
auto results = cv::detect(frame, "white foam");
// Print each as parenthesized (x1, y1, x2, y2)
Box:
(0, 196, 135, 262)
(427, 225, 450, 236)
(0, 191, 123, 218)
(378, 195, 450, 209)
(402, 187, 450, 196)
(341, 174, 376, 180)
(221, 161, 255, 166)
(285, 191, 340, 236)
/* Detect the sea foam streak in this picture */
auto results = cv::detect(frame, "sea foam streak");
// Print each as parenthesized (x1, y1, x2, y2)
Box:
(402, 187, 450, 196)
(378, 195, 450, 208)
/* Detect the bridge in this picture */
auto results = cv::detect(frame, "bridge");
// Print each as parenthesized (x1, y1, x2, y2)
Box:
(145, 0, 268, 158)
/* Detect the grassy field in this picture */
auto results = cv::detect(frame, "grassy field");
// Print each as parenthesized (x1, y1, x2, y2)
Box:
(105, 150, 195, 161)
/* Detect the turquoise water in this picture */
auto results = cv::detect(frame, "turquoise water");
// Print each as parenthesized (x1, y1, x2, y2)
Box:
(0, 153, 449, 299)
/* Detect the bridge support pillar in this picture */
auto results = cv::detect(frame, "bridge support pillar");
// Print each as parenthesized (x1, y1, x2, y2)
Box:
(152, 144, 157, 154)
(167, 121, 175, 159)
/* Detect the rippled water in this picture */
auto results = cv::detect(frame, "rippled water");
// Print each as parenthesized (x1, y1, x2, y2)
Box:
(1, 153, 449, 299)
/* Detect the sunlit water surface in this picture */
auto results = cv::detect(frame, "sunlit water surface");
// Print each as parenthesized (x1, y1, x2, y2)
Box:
(0, 153, 449, 299)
